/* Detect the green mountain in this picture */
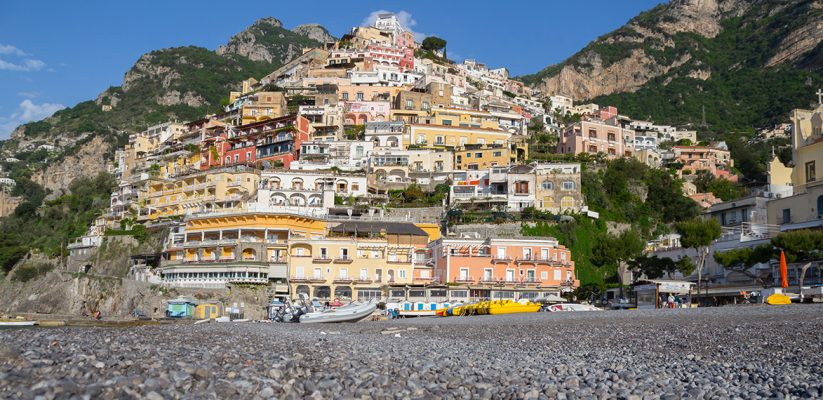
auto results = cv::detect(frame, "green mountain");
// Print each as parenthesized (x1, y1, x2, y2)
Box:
(6, 17, 324, 151)
(521, 0, 823, 132)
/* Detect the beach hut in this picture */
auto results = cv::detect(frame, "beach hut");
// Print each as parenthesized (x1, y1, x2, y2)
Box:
(194, 302, 223, 319)
(632, 280, 695, 310)
(166, 296, 197, 318)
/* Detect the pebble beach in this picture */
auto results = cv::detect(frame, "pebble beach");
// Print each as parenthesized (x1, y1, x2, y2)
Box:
(2, 305, 822, 399)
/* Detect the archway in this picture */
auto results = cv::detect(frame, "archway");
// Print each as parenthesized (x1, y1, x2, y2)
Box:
(295, 285, 311, 298)
(315, 286, 331, 300)
(334, 286, 352, 300)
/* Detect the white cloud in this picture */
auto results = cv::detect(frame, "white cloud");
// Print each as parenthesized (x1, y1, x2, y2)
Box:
(0, 43, 46, 72)
(0, 99, 65, 139)
(0, 43, 27, 56)
(0, 58, 46, 72)
(360, 10, 427, 42)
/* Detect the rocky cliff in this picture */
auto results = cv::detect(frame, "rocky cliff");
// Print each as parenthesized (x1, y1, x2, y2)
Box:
(216, 17, 322, 65)
(521, 0, 823, 131)
(523, 0, 823, 100)
(293, 23, 337, 43)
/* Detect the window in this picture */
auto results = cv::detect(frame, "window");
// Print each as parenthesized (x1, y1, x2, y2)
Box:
(225, 156, 231, 164)
(782, 208, 791, 224)
(541, 271, 548, 280)
(553, 269, 561, 281)
(245, 151, 251, 160)
(459, 268, 469, 280)
(562, 181, 576, 190)
(360, 268, 368, 279)
(342, 92, 349, 100)
(234, 154, 239, 163)
(807, 161, 816, 183)
(356, 92, 364, 101)
(468, 163, 479, 170)
(475, 152, 483, 158)
(541, 181, 553, 190)
(399, 270, 407, 279)
(435, 136, 444, 145)
(339, 268, 348, 278)
(496, 247, 506, 259)
(515, 181, 529, 194)
(340, 248, 349, 259)
(493, 151, 502, 157)
(406, 99, 414, 109)
(456, 155, 462, 164)
(465, 153, 471, 158)
(422, 101, 430, 110)
(443, 120, 452, 126)
(320, 248, 327, 259)
(417, 134, 426, 144)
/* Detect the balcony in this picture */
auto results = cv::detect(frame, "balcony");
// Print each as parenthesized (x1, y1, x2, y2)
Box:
(227, 277, 269, 285)
(492, 257, 512, 263)
(455, 278, 476, 284)
(312, 257, 333, 264)
(354, 278, 373, 284)
(308, 276, 326, 283)
(334, 257, 354, 264)
(290, 276, 309, 283)
(269, 257, 287, 264)
(333, 278, 353, 284)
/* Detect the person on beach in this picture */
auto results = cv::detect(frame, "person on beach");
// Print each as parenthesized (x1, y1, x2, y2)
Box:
(667, 294, 675, 309)
(674, 294, 682, 308)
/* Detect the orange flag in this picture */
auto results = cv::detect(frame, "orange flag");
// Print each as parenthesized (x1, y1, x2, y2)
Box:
(779, 250, 789, 289)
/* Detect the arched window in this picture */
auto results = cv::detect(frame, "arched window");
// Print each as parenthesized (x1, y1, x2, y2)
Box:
(225, 156, 231, 164)
(541, 181, 553, 190)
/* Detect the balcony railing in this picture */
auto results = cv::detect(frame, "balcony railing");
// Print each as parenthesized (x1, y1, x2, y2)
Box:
(313, 257, 333, 263)
(334, 257, 354, 263)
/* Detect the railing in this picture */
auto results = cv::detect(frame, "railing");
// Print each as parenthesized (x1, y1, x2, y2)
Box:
(313, 257, 333, 263)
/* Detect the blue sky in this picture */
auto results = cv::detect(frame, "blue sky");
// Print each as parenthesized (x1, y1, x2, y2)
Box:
(0, 0, 663, 138)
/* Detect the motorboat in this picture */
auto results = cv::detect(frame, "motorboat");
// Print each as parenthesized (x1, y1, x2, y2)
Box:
(298, 302, 377, 323)
(545, 303, 601, 312)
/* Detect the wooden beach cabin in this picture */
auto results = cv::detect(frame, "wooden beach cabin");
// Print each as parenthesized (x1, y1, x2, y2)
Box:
(166, 296, 197, 318)
(194, 302, 224, 319)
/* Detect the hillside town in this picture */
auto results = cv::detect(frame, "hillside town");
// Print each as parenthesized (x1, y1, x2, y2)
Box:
(36, 13, 818, 309)
(5, 4, 823, 399)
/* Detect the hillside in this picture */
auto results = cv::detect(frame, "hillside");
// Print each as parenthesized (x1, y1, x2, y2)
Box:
(1, 18, 324, 192)
(520, 0, 823, 132)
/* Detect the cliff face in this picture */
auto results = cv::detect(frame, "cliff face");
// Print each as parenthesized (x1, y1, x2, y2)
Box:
(31, 136, 113, 196)
(522, 0, 821, 101)
(293, 24, 337, 43)
(216, 17, 322, 65)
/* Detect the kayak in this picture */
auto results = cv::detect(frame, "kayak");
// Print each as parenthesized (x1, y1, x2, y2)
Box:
(766, 293, 791, 305)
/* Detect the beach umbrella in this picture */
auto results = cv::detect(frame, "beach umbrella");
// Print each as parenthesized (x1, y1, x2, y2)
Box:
(779, 250, 789, 289)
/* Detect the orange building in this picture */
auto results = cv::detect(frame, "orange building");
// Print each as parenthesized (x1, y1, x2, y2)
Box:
(428, 236, 578, 301)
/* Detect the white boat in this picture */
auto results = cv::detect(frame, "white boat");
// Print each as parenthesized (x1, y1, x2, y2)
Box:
(0, 320, 38, 327)
(299, 303, 377, 323)
(546, 303, 601, 312)
(385, 301, 463, 317)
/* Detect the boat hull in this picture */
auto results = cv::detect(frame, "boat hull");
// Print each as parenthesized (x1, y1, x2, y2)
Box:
(299, 303, 377, 323)
(0, 321, 37, 326)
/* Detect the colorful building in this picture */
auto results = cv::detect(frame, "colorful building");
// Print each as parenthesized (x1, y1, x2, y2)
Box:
(428, 236, 579, 301)
(142, 169, 259, 221)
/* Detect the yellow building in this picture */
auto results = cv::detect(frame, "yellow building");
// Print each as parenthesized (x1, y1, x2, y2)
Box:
(454, 145, 511, 170)
(289, 221, 430, 301)
(161, 212, 328, 291)
(142, 170, 259, 221)
(430, 108, 499, 130)
(767, 102, 823, 228)
(407, 124, 527, 164)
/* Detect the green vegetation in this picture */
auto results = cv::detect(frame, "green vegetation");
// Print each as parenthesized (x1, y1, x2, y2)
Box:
(0, 173, 116, 274)
(627, 255, 695, 281)
(421, 36, 447, 55)
(11, 262, 54, 283)
(591, 229, 645, 283)
(344, 125, 365, 140)
(522, 217, 606, 286)
(387, 184, 450, 208)
(675, 218, 722, 295)
(693, 171, 745, 201)
(583, 158, 698, 235)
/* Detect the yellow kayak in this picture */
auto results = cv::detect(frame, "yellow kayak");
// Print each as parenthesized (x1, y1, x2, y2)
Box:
(766, 293, 791, 305)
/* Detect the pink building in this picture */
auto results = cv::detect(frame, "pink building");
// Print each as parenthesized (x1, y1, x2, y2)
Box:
(428, 237, 579, 300)
(557, 119, 635, 159)
(343, 101, 390, 124)
(366, 44, 414, 72)
(671, 146, 736, 181)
